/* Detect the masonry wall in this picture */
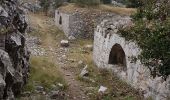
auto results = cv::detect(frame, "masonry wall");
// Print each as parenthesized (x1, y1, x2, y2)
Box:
(93, 17, 170, 100)
(55, 10, 70, 37)
(55, 9, 118, 38)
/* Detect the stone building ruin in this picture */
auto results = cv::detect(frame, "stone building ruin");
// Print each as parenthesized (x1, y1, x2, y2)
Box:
(55, 4, 117, 38)
(55, 4, 170, 100)
(93, 16, 170, 100)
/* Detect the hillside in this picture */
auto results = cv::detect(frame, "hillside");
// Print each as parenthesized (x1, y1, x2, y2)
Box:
(1, 0, 169, 100)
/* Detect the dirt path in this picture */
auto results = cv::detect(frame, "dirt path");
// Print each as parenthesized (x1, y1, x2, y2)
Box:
(28, 13, 89, 100)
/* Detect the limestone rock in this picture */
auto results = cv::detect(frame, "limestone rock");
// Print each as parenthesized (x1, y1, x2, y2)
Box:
(49, 90, 65, 99)
(80, 65, 89, 77)
(68, 35, 76, 40)
(22, 1, 41, 12)
(60, 40, 69, 47)
(98, 86, 107, 93)
(0, 0, 30, 99)
(35, 86, 44, 92)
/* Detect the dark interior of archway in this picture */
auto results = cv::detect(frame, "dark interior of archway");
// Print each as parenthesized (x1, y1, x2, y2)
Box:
(59, 16, 62, 25)
(109, 44, 126, 67)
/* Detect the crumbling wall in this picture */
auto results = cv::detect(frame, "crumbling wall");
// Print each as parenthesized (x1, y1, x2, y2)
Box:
(93, 17, 170, 100)
(0, 0, 30, 99)
(55, 8, 118, 38)
(55, 10, 70, 37)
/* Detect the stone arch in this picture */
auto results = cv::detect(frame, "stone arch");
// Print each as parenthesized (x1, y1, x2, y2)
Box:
(59, 16, 62, 25)
(108, 43, 126, 68)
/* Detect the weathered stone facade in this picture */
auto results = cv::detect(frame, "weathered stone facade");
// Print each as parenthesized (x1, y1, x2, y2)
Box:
(0, 0, 30, 99)
(93, 17, 170, 100)
(55, 10, 71, 37)
(55, 7, 118, 38)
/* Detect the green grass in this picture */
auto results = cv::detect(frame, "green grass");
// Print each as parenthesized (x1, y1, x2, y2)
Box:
(23, 56, 67, 92)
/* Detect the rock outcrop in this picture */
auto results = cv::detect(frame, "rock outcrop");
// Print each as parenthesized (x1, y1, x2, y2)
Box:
(0, 0, 30, 99)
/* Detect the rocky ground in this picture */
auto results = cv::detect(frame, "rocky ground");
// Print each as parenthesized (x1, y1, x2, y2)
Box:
(18, 13, 143, 100)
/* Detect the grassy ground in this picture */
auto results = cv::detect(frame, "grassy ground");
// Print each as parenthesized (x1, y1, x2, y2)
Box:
(59, 3, 136, 16)
(24, 56, 67, 92)
(20, 13, 68, 99)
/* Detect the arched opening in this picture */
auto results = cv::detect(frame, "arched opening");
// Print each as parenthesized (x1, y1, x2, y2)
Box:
(59, 16, 62, 25)
(108, 44, 126, 69)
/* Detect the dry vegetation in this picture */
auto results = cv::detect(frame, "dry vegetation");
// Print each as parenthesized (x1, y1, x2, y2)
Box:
(99, 5, 136, 16)
(59, 3, 136, 15)
(66, 39, 143, 100)
(24, 56, 67, 92)
(22, 13, 67, 96)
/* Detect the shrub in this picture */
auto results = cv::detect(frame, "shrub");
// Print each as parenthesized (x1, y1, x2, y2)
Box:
(119, 0, 170, 79)
(126, 0, 143, 8)
(39, 0, 50, 12)
(39, 0, 64, 12)
(100, 0, 112, 4)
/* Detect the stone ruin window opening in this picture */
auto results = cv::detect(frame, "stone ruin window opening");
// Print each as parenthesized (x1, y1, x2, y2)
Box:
(59, 16, 62, 25)
(108, 43, 127, 69)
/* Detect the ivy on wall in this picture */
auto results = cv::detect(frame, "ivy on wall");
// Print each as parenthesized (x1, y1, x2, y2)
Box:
(118, 0, 170, 80)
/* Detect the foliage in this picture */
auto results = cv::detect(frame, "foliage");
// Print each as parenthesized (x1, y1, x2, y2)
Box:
(100, 0, 112, 4)
(119, 0, 170, 79)
(39, 0, 50, 12)
(126, 0, 143, 8)
(53, 0, 64, 8)
(71, 0, 100, 6)
(23, 56, 67, 92)
(39, 0, 64, 12)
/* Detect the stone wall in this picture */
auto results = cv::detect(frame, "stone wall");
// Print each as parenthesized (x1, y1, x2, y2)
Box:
(0, 0, 30, 99)
(55, 10, 70, 37)
(55, 8, 118, 38)
(93, 17, 170, 100)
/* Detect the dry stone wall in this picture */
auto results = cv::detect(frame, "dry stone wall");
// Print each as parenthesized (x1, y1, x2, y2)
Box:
(93, 17, 170, 100)
(0, 0, 30, 99)
(55, 9, 118, 38)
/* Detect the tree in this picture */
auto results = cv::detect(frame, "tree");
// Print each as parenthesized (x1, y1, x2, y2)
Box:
(119, 0, 170, 80)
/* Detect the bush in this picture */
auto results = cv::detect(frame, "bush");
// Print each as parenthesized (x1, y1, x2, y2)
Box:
(39, 0, 64, 12)
(39, 0, 50, 12)
(101, 0, 112, 4)
(126, 0, 143, 8)
(119, 0, 170, 79)
(71, 0, 100, 6)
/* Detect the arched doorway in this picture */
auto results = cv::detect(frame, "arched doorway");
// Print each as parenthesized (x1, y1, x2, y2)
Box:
(108, 44, 126, 69)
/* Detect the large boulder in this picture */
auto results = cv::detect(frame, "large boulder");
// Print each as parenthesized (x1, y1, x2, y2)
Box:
(0, 0, 30, 99)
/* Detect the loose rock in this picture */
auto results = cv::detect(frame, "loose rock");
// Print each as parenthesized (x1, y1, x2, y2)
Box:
(84, 44, 93, 51)
(80, 65, 89, 77)
(98, 86, 107, 93)
(60, 40, 69, 47)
